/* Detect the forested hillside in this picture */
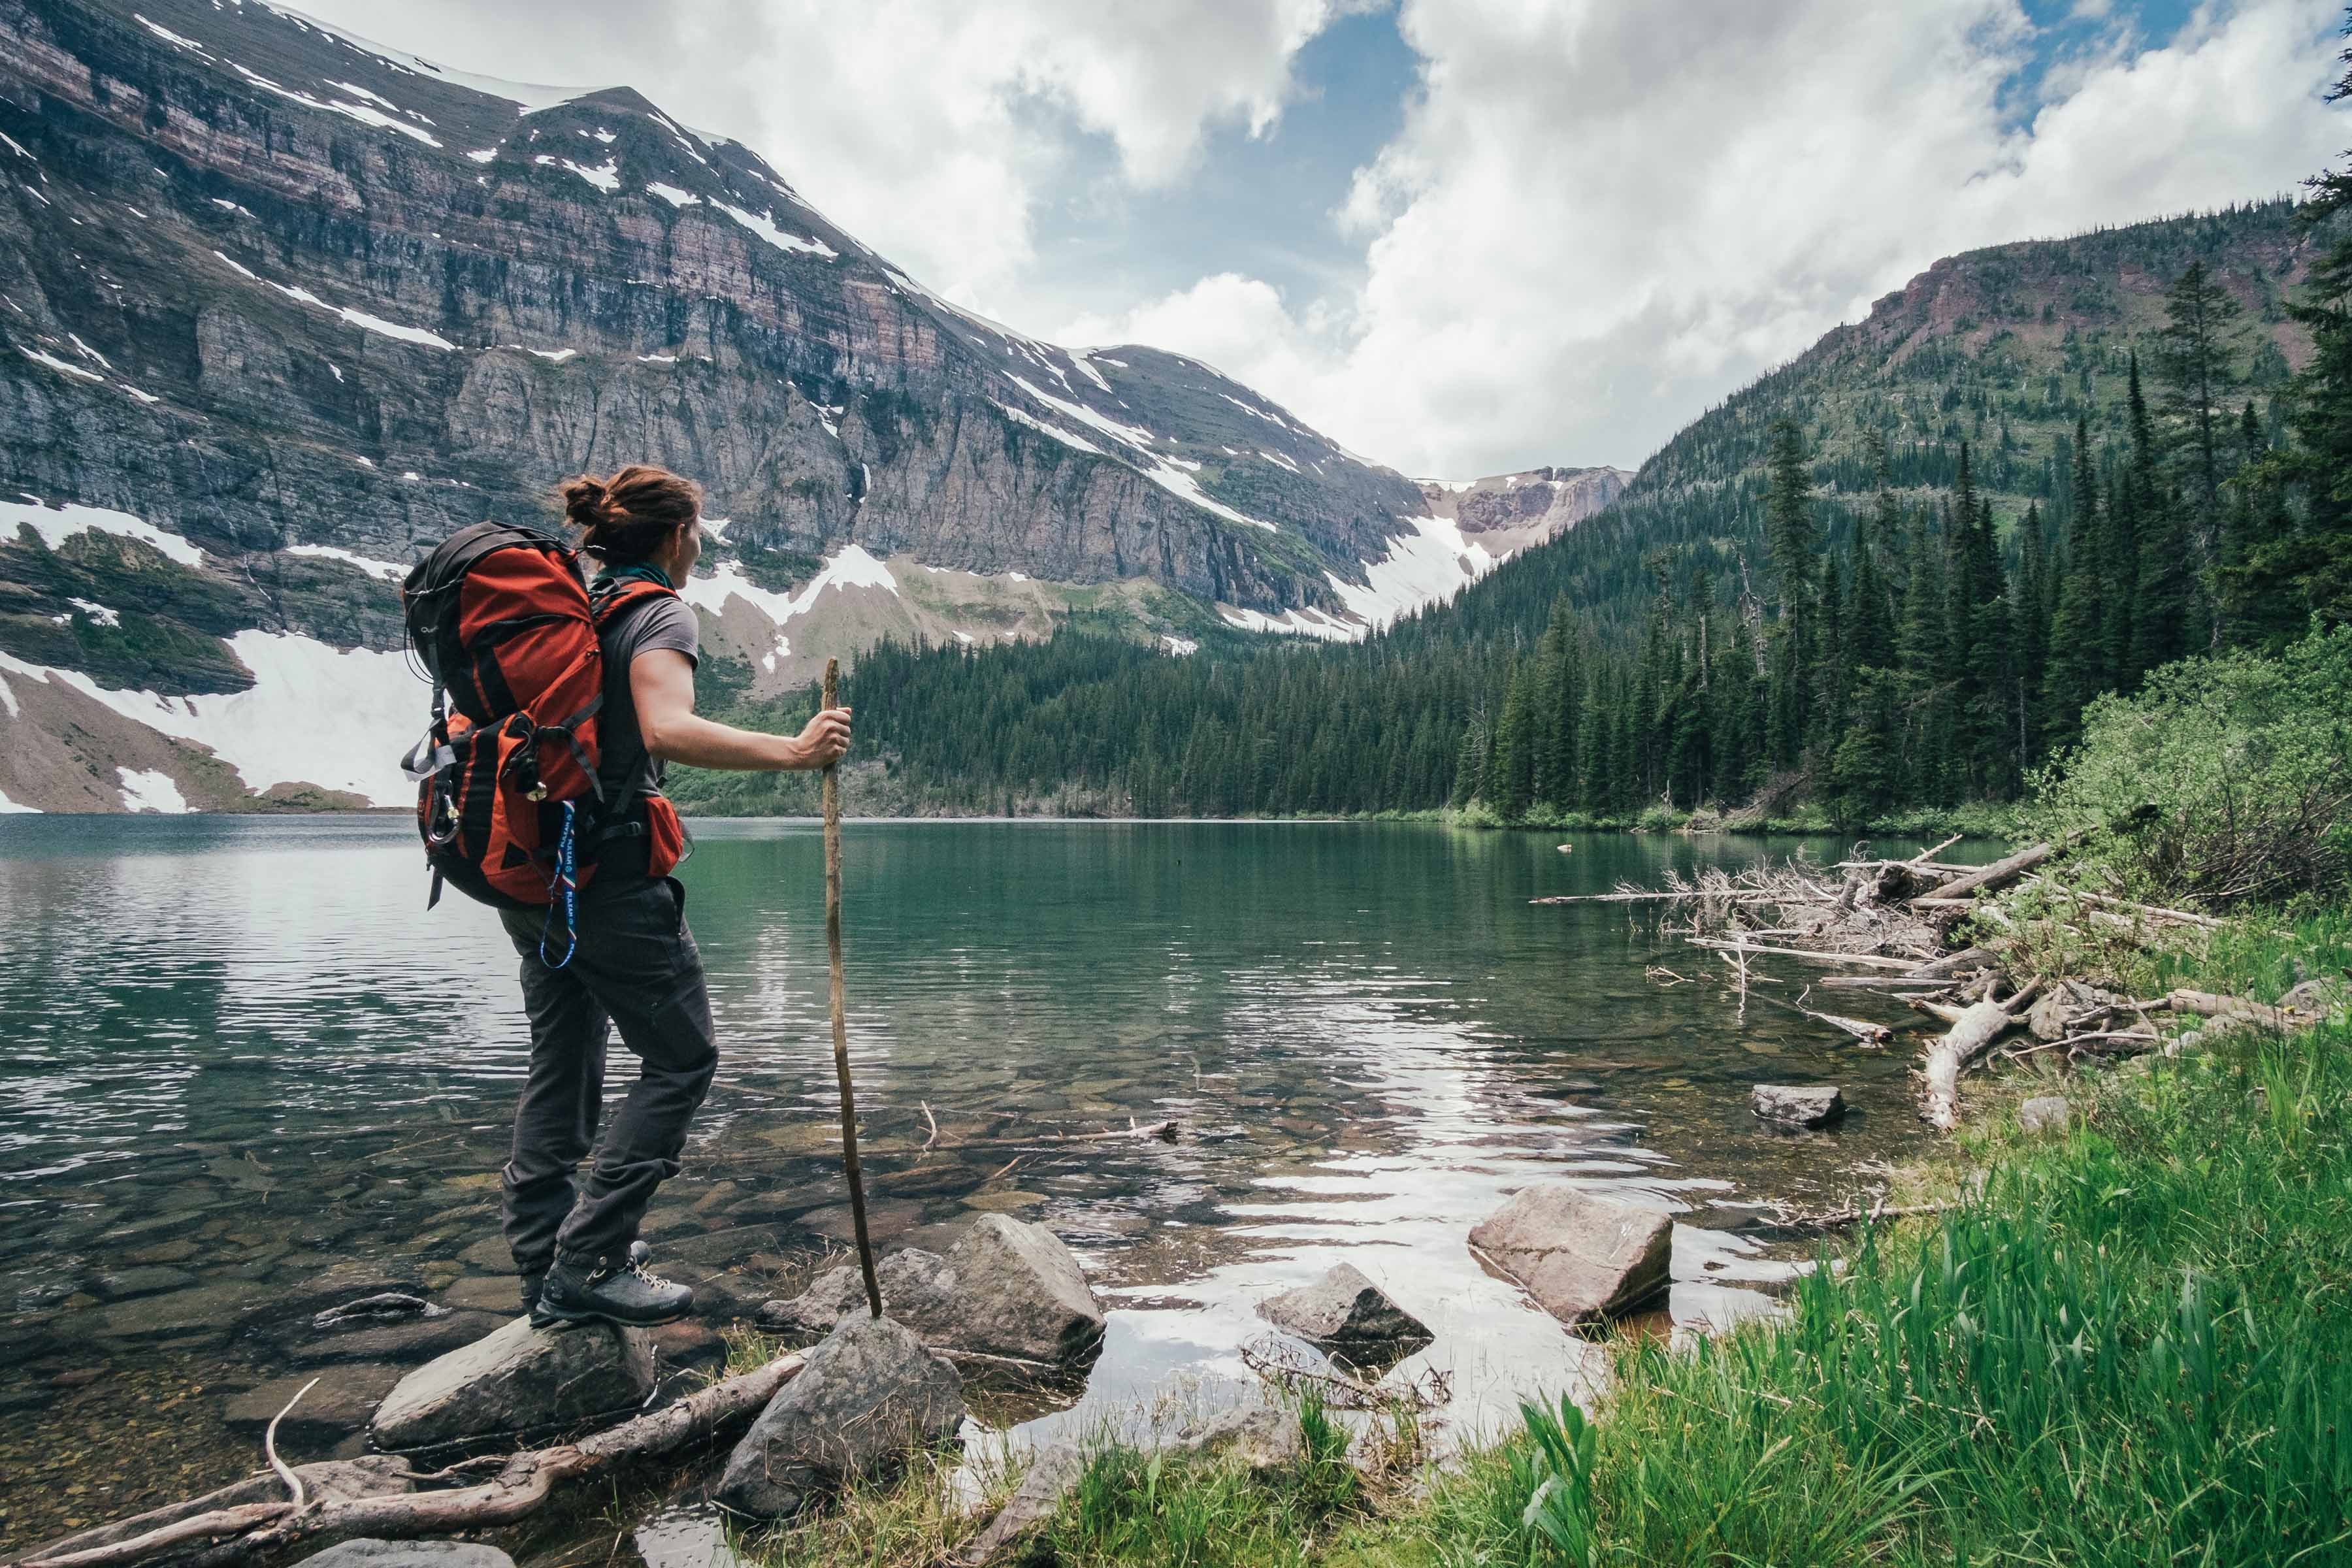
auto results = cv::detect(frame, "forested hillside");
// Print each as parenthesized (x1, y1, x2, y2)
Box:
(672, 197, 2347, 825)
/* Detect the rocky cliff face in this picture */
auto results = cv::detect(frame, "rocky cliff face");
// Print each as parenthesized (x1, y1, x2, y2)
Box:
(1416, 466, 1631, 558)
(0, 0, 1475, 810)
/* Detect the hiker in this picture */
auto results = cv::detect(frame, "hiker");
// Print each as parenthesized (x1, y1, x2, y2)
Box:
(499, 464, 851, 1328)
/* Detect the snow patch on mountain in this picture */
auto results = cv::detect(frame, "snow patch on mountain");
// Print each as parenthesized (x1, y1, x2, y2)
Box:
(116, 766, 189, 813)
(715, 202, 838, 260)
(287, 542, 406, 580)
(1324, 515, 1497, 630)
(0, 634, 421, 805)
(1, 496, 206, 566)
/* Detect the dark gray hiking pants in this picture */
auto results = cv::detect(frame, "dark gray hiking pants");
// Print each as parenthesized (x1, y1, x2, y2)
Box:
(497, 874, 716, 1274)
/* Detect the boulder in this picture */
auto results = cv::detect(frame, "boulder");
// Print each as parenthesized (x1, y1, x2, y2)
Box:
(368, 1316, 656, 1452)
(1256, 1264, 1430, 1352)
(956, 1443, 1086, 1566)
(1469, 1184, 1672, 1326)
(2026, 990, 2073, 1043)
(2284, 975, 2352, 1018)
(759, 1214, 1105, 1366)
(714, 1313, 965, 1520)
(2018, 1096, 2071, 1135)
(294, 1543, 514, 1568)
(1751, 1085, 1846, 1127)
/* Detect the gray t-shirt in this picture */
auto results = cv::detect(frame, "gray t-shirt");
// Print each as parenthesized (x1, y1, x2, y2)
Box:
(598, 593, 698, 806)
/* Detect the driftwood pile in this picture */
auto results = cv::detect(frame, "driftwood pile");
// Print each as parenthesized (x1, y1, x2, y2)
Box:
(5, 1354, 808, 1568)
(1537, 833, 2325, 1130)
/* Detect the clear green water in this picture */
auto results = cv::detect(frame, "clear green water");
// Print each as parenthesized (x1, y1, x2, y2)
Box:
(0, 817, 1942, 1550)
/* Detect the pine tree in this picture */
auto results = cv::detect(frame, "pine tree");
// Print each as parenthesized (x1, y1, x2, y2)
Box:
(2276, 79, 2352, 629)
(1762, 421, 1818, 771)
(2045, 414, 2107, 726)
(2130, 483, 2197, 678)
(1489, 659, 1537, 819)
(2155, 259, 2249, 554)
(2012, 502, 2051, 768)
(1848, 533, 1896, 676)
(2219, 400, 2305, 651)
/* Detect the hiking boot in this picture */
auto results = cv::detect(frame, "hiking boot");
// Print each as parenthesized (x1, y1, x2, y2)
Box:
(519, 1267, 547, 1316)
(530, 1241, 693, 1328)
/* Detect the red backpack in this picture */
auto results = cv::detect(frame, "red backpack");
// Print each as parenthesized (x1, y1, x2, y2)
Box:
(400, 523, 687, 960)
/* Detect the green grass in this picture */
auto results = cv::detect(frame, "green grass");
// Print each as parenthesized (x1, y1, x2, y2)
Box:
(1398, 1007, 2352, 1567)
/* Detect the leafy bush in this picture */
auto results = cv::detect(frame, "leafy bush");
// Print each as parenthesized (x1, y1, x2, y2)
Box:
(2026, 623, 2352, 909)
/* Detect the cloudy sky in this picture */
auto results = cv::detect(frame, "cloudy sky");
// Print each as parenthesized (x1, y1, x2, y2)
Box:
(296, 0, 2342, 479)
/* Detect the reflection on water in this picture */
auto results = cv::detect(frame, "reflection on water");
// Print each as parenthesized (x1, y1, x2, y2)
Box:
(0, 817, 1941, 1548)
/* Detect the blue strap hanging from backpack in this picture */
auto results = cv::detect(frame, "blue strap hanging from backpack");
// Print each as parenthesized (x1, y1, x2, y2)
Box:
(538, 800, 580, 970)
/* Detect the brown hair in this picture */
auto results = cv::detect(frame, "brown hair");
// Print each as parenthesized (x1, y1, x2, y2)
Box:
(557, 464, 703, 563)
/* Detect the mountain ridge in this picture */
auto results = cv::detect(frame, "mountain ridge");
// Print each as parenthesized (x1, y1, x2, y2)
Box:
(0, 0, 1552, 811)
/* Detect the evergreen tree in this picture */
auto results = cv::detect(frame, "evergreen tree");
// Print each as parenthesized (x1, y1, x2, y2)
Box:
(1848, 532, 1896, 676)
(1489, 659, 1537, 818)
(2153, 259, 2248, 552)
(2132, 484, 2198, 676)
(2012, 502, 2051, 766)
(1762, 421, 1818, 771)
(2044, 414, 2108, 740)
(2219, 401, 2305, 651)
(2276, 61, 2352, 630)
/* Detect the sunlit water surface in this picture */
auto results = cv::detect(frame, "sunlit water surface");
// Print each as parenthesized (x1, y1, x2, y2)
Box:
(0, 817, 1950, 1553)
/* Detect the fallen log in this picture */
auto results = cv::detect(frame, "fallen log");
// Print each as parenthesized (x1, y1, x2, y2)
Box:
(1684, 938, 1928, 972)
(10, 1353, 808, 1568)
(2161, 989, 2291, 1030)
(1913, 990, 2032, 1132)
(1748, 987, 1894, 1045)
(1902, 947, 1995, 979)
(1910, 841, 2057, 905)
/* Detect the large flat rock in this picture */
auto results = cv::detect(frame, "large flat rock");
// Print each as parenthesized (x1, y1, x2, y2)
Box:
(715, 1313, 965, 1520)
(368, 1315, 655, 1452)
(760, 1213, 1105, 1366)
(1469, 1184, 1672, 1327)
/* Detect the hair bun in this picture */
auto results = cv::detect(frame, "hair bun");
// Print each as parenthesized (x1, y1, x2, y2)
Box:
(559, 474, 612, 534)
(555, 465, 701, 563)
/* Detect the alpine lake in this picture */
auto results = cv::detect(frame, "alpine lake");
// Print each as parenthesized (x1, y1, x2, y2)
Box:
(0, 817, 1970, 1558)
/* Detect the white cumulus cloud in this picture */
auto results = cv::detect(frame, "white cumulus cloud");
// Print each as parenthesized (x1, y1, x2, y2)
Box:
(1062, 0, 2342, 477)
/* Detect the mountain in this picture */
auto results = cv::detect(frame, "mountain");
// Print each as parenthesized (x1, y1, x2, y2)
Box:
(670, 200, 2325, 821)
(0, 0, 1541, 811)
(1416, 466, 1629, 557)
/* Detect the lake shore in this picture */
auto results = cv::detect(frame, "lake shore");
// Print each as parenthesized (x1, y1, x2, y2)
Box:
(709, 908, 2352, 1568)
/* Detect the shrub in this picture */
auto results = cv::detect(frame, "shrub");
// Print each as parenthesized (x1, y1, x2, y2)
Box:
(2025, 623, 2352, 909)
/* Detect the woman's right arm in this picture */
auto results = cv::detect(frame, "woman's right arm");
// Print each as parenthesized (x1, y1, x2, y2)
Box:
(630, 648, 852, 772)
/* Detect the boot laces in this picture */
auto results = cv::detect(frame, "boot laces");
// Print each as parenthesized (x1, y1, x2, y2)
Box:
(621, 1252, 675, 1290)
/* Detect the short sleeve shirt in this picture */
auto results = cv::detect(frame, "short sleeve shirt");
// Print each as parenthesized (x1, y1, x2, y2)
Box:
(597, 594, 698, 806)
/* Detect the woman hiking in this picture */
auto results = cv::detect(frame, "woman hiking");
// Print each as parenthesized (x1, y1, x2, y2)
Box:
(501, 464, 851, 1330)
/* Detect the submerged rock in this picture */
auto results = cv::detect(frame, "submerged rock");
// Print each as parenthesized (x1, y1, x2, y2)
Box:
(1469, 1184, 1673, 1326)
(225, 1364, 404, 1448)
(759, 1214, 1105, 1366)
(1751, 1085, 1846, 1127)
(2018, 1096, 2071, 1134)
(1256, 1264, 1431, 1352)
(714, 1313, 965, 1520)
(368, 1315, 656, 1452)
(295, 1309, 509, 1367)
(294, 1542, 515, 1568)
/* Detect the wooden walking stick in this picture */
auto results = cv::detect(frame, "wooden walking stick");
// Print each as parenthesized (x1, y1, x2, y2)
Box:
(822, 657, 883, 1319)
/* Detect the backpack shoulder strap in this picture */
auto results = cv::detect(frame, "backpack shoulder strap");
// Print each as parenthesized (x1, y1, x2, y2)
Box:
(588, 576, 680, 633)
